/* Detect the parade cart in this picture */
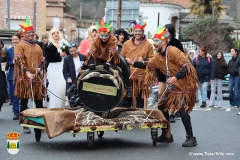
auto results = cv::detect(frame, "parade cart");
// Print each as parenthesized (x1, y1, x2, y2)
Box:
(19, 64, 171, 149)
(20, 107, 170, 150)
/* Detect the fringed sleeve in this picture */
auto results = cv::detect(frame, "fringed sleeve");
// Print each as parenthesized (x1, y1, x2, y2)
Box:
(108, 36, 120, 65)
(14, 45, 27, 79)
(164, 47, 200, 113)
(84, 40, 97, 66)
(141, 56, 160, 98)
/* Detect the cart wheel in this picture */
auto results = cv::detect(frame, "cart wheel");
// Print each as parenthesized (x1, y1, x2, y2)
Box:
(97, 131, 104, 138)
(87, 132, 94, 150)
(88, 137, 94, 150)
(152, 135, 157, 146)
(151, 128, 158, 146)
(34, 129, 41, 142)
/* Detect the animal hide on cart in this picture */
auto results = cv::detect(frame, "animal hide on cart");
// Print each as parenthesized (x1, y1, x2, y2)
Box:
(20, 107, 171, 139)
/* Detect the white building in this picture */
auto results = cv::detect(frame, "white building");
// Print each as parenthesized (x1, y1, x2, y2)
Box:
(140, 1, 189, 39)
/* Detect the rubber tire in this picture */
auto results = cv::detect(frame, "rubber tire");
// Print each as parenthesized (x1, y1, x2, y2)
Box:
(88, 137, 94, 150)
(97, 131, 104, 138)
(152, 135, 157, 146)
(34, 129, 41, 142)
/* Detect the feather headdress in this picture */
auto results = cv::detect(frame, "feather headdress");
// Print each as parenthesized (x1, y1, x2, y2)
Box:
(96, 18, 113, 32)
(128, 18, 146, 30)
(19, 16, 34, 33)
(154, 26, 169, 40)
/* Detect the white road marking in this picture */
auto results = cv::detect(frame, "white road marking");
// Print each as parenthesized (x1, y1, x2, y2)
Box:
(226, 108, 231, 111)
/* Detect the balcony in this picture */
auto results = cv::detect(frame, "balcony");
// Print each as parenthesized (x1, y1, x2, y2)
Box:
(46, 22, 63, 30)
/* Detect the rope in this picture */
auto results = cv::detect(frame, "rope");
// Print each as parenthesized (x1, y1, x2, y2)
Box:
(30, 79, 35, 108)
(31, 63, 70, 102)
(140, 86, 168, 126)
(129, 57, 139, 79)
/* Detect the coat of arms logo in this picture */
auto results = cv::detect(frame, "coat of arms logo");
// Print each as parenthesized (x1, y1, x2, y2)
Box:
(7, 132, 20, 154)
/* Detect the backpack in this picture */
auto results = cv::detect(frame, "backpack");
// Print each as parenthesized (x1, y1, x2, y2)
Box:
(195, 57, 210, 64)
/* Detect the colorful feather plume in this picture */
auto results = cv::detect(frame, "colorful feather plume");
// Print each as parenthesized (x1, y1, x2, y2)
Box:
(154, 25, 169, 40)
(96, 18, 113, 32)
(18, 16, 34, 33)
(128, 18, 147, 30)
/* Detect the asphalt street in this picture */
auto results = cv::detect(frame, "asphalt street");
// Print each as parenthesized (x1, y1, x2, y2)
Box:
(0, 100, 239, 160)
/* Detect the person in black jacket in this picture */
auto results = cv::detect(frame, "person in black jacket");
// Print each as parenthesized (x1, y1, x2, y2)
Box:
(0, 40, 8, 113)
(63, 43, 86, 107)
(228, 48, 240, 108)
(114, 28, 129, 54)
(209, 51, 228, 108)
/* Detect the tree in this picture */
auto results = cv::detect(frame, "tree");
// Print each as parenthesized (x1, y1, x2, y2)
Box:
(231, 39, 240, 49)
(190, 0, 224, 17)
(64, 4, 72, 13)
(182, 18, 234, 54)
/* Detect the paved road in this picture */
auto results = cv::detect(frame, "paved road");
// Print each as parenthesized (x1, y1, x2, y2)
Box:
(0, 101, 239, 160)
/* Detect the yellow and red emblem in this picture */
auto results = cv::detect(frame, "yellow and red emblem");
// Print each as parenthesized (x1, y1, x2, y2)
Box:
(7, 132, 20, 140)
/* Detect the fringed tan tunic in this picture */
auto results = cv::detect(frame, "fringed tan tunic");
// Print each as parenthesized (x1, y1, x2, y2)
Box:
(121, 38, 154, 98)
(14, 39, 45, 100)
(145, 46, 199, 112)
(84, 35, 120, 65)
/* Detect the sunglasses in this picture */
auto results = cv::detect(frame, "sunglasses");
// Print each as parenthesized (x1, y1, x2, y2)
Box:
(133, 30, 143, 34)
(25, 31, 34, 35)
(153, 39, 162, 43)
(68, 43, 77, 48)
(99, 34, 110, 39)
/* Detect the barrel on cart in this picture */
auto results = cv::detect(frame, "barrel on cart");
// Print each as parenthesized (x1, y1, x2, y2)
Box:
(77, 64, 124, 113)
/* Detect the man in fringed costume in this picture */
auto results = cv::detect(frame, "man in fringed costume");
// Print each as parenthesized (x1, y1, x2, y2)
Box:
(82, 18, 132, 97)
(120, 18, 154, 109)
(125, 25, 199, 147)
(14, 17, 45, 134)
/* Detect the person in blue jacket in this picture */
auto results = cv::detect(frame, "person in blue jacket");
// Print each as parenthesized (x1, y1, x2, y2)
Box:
(192, 46, 214, 108)
(6, 33, 21, 120)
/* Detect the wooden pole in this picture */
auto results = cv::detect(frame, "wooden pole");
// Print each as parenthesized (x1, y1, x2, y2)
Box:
(116, 0, 122, 28)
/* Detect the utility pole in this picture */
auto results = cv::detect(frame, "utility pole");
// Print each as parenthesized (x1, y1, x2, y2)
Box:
(80, 0, 82, 21)
(157, 12, 160, 27)
(7, 0, 10, 29)
(211, 2, 214, 19)
(116, 0, 122, 28)
(34, 2, 37, 33)
(78, 0, 82, 44)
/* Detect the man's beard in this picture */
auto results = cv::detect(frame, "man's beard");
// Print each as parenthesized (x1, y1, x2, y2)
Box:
(135, 35, 143, 41)
(157, 45, 162, 52)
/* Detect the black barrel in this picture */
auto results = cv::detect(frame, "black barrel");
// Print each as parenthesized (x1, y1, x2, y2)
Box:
(78, 66, 124, 113)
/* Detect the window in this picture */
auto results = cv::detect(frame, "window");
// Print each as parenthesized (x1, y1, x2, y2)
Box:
(73, 23, 75, 28)
(171, 16, 178, 28)
(10, 19, 22, 29)
(53, 17, 60, 28)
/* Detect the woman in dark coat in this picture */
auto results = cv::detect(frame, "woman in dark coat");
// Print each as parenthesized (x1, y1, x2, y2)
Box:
(0, 40, 8, 112)
(209, 51, 228, 108)
(227, 48, 240, 108)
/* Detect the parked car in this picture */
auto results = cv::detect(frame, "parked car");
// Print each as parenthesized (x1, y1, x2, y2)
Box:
(207, 53, 231, 100)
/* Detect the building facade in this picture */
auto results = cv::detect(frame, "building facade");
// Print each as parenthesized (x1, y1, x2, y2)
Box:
(0, 0, 46, 39)
(0, 0, 77, 42)
(46, 0, 77, 42)
(140, 1, 189, 39)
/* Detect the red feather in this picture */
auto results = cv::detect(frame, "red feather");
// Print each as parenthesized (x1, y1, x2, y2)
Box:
(100, 18, 105, 28)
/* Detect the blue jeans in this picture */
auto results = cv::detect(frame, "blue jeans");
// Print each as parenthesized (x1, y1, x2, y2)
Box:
(200, 82, 209, 103)
(228, 76, 240, 107)
(8, 80, 20, 115)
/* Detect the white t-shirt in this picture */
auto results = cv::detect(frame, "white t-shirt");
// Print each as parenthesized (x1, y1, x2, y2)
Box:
(73, 56, 84, 77)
